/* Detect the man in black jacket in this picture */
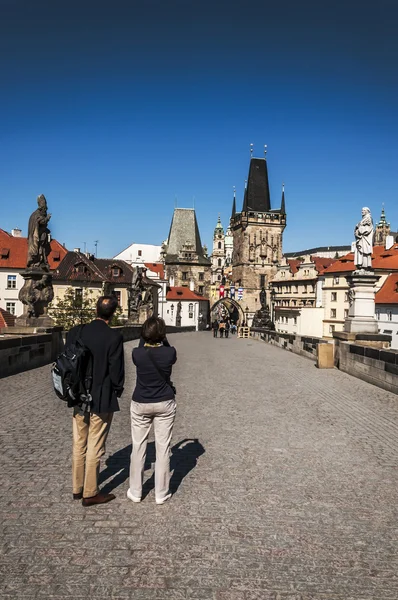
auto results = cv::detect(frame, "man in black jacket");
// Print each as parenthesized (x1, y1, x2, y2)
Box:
(67, 296, 125, 506)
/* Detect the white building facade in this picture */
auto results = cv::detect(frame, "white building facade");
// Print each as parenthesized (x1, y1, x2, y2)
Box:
(114, 243, 162, 266)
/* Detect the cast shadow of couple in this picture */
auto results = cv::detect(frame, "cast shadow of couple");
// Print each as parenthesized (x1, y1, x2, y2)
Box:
(99, 438, 205, 498)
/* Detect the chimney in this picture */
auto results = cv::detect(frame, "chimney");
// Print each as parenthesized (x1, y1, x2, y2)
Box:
(385, 235, 394, 250)
(74, 247, 81, 253)
(11, 228, 22, 237)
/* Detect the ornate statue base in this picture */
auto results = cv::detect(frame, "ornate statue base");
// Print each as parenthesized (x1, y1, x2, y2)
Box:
(252, 307, 275, 330)
(15, 269, 54, 328)
(344, 270, 379, 334)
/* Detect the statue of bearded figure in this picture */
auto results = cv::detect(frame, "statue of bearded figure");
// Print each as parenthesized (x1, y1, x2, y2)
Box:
(27, 194, 52, 270)
(354, 207, 374, 270)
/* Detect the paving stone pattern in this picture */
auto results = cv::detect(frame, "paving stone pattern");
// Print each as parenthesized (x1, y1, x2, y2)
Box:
(1, 332, 398, 599)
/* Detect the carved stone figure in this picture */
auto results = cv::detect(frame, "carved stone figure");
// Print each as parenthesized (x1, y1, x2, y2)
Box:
(128, 267, 159, 323)
(176, 301, 182, 327)
(16, 195, 54, 325)
(259, 287, 267, 309)
(252, 303, 275, 330)
(354, 207, 374, 270)
(27, 194, 52, 270)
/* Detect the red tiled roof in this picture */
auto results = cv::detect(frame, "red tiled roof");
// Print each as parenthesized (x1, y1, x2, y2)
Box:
(311, 256, 337, 273)
(0, 229, 67, 270)
(375, 273, 398, 305)
(145, 262, 165, 279)
(0, 307, 16, 328)
(322, 245, 398, 274)
(166, 287, 208, 301)
(288, 259, 301, 274)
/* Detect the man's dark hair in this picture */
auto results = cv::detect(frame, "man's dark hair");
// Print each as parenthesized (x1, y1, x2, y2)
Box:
(96, 295, 118, 321)
(141, 316, 166, 343)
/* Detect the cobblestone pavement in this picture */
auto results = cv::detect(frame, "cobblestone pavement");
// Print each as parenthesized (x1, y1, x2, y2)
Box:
(1, 332, 398, 600)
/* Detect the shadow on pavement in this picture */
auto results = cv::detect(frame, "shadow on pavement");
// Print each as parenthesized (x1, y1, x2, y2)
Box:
(100, 438, 205, 497)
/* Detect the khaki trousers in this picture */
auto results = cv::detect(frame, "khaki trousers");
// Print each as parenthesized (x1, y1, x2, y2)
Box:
(72, 412, 113, 498)
(129, 399, 176, 501)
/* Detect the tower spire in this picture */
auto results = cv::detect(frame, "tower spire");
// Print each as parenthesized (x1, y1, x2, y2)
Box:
(281, 182, 286, 214)
(231, 186, 236, 219)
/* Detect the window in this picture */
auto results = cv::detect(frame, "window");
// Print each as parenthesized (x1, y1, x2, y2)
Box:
(138, 250, 142, 257)
(344, 292, 349, 302)
(344, 309, 349, 318)
(77, 265, 85, 274)
(217, 275, 221, 281)
(293, 317, 297, 325)
(218, 242, 222, 249)
(199, 272, 204, 281)
(113, 267, 120, 277)
(198, 286, 204, 294)
(188, 303, 194, 318)
(329, 324, 335, 334)
(6, 302, 15, 315)
(7, 275, 17, 289)
(114, 290, 121, 305)
(182, 272, 188, 280)
(387, 311, 392, 321)
(218, 259, 222, 267)
(331, 292, 337, 302)
(260, 275, 266, 288)
(330, 308, 336, 318)
(376, 310, 380, 320)
(75, 288, 83, 305)
(281, 271, 286, 278)
(333, 276, 339, 285)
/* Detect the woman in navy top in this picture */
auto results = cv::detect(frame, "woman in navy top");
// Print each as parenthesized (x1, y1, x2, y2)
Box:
(128, 317, 177, 505)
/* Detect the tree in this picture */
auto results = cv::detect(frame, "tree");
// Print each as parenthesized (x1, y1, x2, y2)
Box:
(49, 287, 97, 331)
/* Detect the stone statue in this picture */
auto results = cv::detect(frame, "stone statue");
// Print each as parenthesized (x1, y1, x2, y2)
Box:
(259, 287, 267, 309)
(27, 194, 52, 270)
(16, 194, 54, 325)
(354, 207, 374, 270)
(252, 303, 275, 330)
(128, 267, 159, 323)
(176, 301, 182, 327)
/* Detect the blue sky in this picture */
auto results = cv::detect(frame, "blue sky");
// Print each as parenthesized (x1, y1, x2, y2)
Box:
(1, 0, 397, 257)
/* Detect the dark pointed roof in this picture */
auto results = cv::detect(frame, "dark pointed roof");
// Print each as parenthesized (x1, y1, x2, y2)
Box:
(165, 208, 211, 265)
(231, 194, 236, 219)
(242, 158, 271, 212)
(281, 185, 286, 214)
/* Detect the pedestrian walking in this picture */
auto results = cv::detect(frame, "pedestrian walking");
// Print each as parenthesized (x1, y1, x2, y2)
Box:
(212, 320, 219, 338)
(67, 296, 125, 506)
(128, 317, 177, 505)
(225, 320, 230, 338)
(219, 320, 225, 338)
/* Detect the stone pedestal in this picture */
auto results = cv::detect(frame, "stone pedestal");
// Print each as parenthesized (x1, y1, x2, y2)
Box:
(344, 271, 379, 334)
(16, 268, 54, 327)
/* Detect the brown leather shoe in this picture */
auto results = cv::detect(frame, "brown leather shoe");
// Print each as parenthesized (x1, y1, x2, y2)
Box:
(73, 492, 83, 500)
(82, 493, 115, 507)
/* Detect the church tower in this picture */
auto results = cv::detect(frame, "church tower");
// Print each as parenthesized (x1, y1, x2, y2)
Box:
(211, 216, 225, 284)
(374, 206, 391, 246)
(231, 150, 286, 323)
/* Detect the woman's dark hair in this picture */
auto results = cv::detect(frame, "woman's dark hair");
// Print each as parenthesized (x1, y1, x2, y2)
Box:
(96, 295, 118, 320)
(141, 316, 166, 343)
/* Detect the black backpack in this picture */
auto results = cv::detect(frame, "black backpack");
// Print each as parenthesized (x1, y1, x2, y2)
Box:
(51, 325, 93, 412)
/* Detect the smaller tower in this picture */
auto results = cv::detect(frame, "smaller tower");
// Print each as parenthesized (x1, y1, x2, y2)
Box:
(211, 216, 225, 284)
(374, 205, 390, 246)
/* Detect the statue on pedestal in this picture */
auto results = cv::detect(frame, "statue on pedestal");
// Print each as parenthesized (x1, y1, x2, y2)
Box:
(354, 207, 374, 270)
(17, 195, 54, 324)
(252, 287, 275, 330)
(128, 267, 159, 324)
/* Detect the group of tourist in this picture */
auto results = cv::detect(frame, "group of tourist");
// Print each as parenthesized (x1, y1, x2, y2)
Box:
(212, 318, 237, 338)
(67, 296, 177, 507)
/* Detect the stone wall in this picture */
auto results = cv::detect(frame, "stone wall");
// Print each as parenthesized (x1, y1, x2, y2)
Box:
(0, 330, 64, 378)
(250, 327, 328, 361)
(0, 325, 196, 379)
(336, 340, 398, 395)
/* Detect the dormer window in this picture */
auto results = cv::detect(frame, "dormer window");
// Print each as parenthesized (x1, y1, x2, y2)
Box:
(113, 267, 120, 277)
(1, 248, 10, 258)
(76, 264, 86, 274)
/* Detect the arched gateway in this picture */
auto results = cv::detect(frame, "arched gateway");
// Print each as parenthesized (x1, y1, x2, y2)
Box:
(211, 298, 244, 324)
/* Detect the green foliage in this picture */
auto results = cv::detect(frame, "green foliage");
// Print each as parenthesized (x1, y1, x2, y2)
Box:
(109, 304, 125, 327)
(48, 287, 97, 331)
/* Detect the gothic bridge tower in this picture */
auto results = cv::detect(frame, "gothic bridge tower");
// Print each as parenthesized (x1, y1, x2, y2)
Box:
(231, 151, 286, 323)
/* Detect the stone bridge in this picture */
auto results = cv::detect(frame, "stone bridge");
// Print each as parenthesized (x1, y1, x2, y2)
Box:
(1, 332, 398, 599)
